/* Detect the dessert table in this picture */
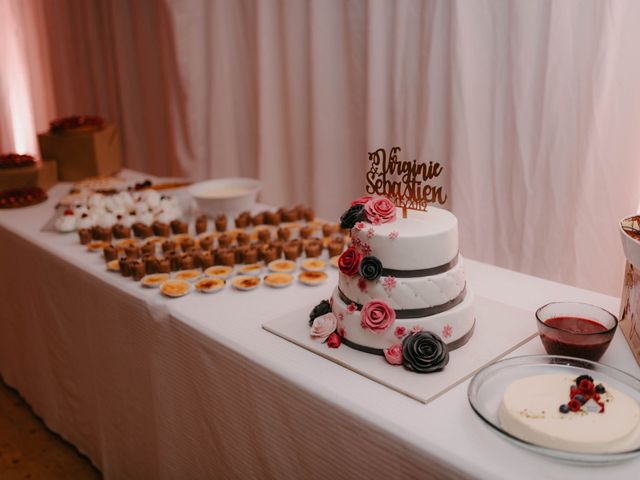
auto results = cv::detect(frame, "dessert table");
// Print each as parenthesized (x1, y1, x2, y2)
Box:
(1, 177, 639, 479)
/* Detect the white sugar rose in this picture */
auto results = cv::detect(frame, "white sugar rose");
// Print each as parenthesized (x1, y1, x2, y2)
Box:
(310, 313, 337, 342)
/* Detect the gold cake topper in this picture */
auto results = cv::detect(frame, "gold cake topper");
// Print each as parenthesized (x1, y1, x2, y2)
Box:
(365, 146, 447, 218)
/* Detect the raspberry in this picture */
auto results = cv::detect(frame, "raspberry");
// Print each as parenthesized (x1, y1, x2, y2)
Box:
(569, 386, 579, 398)
(568, 399, 582, 412)
(598, 401, 605, 413)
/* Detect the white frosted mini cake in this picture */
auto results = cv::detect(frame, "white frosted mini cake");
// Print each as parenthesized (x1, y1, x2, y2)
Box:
(308, 195, 475, 373)
(499, 374, 640, 453)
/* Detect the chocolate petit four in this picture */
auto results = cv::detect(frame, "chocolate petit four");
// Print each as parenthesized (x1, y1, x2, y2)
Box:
(162, 239, 176, 253)
(242, 248, 259, 265)
(199, 237, 213, 252)
(170, 220, 188, 234)
(152, 221, 171, 237)
(264, 211, 281, 226)
(234, 212, 250, 229)
(78, 229, 92, 245)
(257, 228, 271, 243)
(103, 246, 118, 262)
(119, 258, 132, 277)
(304, 242, 322, 258)
(299, 226, 313, 239)
(251, 212, 265, 226)
(195, 215, 208, 235)
(218, 234, 232, 249)
(144, 256, 159, 274)
(282, 209, 299, 222)
(195, 251, 214, 269)
(216, 249, 236, 267)
(124, 245, 141, 259)
(141, 243, 156, 256)
(283, 245, 300, 261)
(179, 254, 195, 270)
(277, 227, 291, 241)
(303, 207, 315, 222)
(327, 241, 344, 257)
(157, 258, 171, 273)
(236, 232, 250, 246)
(215, 214, 227, 232)
(112, 224, 132, 239)
(180, 238, 195, 252)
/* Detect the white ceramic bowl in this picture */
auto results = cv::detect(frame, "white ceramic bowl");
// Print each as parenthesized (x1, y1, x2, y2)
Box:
(620, 215, 640, 268)
(189, 178, 261, 216)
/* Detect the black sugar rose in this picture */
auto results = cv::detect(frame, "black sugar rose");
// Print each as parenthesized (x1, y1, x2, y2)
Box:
(340, 203, 366, 229)
(402, 331, 449, 373)
(309, 299, 332, 326)
(359, 256, 383, 281)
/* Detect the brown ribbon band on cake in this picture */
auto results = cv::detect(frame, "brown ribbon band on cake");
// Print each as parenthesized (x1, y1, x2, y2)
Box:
(380, 254, 459, 279)
(338, 285, 467, 319)
(339, 320, 476, 356)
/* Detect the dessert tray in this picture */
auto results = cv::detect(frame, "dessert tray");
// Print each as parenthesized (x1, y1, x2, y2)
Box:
(263, 296, 537, 404)
(468, 355, 640, 464)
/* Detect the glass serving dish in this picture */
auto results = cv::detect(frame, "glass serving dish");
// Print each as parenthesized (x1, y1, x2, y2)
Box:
(468, 355, 640, 464)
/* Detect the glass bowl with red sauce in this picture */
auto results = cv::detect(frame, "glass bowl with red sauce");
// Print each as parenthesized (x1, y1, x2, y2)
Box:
(536, 302, 617, 361)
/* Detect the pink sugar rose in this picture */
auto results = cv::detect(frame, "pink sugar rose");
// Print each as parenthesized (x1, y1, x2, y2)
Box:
(310, 313, 337, 342)
(364, 197, 396, 224)
(360, 300, 395, 333)
(350, 195, 373, 207)
(326, 332, 342, 348)
(383, 344, 403, 365)
(394, 326, 406, 338)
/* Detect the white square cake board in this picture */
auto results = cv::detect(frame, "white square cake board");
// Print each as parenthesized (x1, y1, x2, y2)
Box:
(263, 296, 537, 404)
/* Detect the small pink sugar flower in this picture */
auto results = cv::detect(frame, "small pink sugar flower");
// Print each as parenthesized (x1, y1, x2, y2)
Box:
(366, 227, 375, 238)
(410, 325, 423, 335)
(360, 242, 372, 256)
(347, 303, 357, 314)
(442, 324, 453, 339)
(394, 326, 407, 339)
(388, 230, 399, 240)
(383, 344, 403, 365)
(382, 276, 397, 292)
(371, 216, 381, 226)
(354, 222, 365, 231)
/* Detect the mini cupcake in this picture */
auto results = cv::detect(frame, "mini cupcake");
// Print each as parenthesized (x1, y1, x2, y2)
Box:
(152, 221, 171, 237)
(157, 258, 171, 273)
(162, 239, 176, 253)
(236, 232, 250, 246)
(119, 258, 132, 277)
(303, 207, 315, 222)
(195, 251, 214, 269)
(144, 256, 160, 274)
(284, 244, 300, 261)
(216, 249, 236, 267)
(305, 242, 322, 258)
(78, 229, 92, 245)
(257, 229, 271, 243)
(277, 227, 291, 242)
(103, 246, 118, 262)
(234, 212, 250, 229)
(170, 220, 188, 234)
(199, 237, 213, 252)
(218, 234, 232, 249)
(242, 248, 258, 264)
(129, 260, 146, 281)
(299, 226, 313, 239)
(251, 212, 265, 226)
(179, 254, 195, 270)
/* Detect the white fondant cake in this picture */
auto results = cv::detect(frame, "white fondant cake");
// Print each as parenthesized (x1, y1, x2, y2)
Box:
(309, 196, 475, 372)
(499, 374, 640, 453)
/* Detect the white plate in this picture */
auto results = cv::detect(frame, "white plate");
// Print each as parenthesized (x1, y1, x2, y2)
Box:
(298, 271, 328, 286)
(301, 258, 326, 272)
(238, 263, 263, 276)
(172, 269, 202, 282)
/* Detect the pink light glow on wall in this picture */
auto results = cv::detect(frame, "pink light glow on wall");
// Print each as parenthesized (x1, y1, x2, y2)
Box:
(0, 0, 38, 157)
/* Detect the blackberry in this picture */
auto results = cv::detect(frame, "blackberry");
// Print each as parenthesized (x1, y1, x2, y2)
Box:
(595, 383, 606, 394)
(575, 375, 594, 386)
(559, 404, 570, 414)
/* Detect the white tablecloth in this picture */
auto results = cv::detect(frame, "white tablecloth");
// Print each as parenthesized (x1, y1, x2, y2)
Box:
(1, 181, 639, 480)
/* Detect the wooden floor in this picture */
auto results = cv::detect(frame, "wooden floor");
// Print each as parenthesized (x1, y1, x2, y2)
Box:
(0, 378, 101, 480)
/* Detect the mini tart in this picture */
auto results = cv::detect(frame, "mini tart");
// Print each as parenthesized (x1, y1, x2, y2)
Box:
(197, 232, 218, 242)
(238, 263, 263, 276)
(160, 279, 192, 298)
(173, 269, 201, 282)
(172, 233, 193, 244)
(329, 256, 340, 268)
(115, 238, 139, 249)
(226, 228, 245, 239)
(306, 220, 325, 229)
(268, 259, 297, 273)
(301, 258, 326, 272)
(141, 273, 170, 288)
(144, 235, 166, 245)
(204, 265, 234, 279)
(231, 275, 261, 291)
(280, 222, 300, 230)
(298, 270, 328, 286)
(106, 259, 120, 272)
(87, 240, 110, 252)
(264, 273, 294, 288)
(195, 277, 225, 293)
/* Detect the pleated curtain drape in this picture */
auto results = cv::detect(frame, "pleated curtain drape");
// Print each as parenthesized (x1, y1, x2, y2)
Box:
(1, 0, 640, 296)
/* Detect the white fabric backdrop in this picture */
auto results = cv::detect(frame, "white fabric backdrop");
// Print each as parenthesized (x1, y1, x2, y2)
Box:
(1, 0, 640, 295)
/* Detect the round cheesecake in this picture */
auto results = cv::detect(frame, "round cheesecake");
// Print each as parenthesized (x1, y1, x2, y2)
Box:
(499, 374, 640, 453)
